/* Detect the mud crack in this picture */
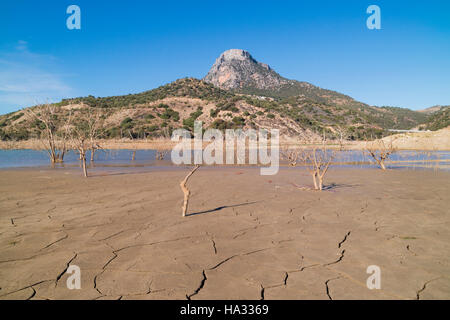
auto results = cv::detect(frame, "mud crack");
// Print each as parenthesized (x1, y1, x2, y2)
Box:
(325, 277, 341, 300)
(186, 270, 207, 300)
(416, 277, 441, 300)
(55, 253, 77, 287)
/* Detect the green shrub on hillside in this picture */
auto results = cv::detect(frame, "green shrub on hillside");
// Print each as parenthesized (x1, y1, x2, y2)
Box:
(159, 108, 180, 122)
(121, 117, 133, 130)
(232, 116, 245, 127)
(210, 108, 219, 117)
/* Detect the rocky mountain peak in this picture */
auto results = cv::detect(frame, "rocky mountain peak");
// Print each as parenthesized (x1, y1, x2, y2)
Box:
(203, 49, 288, 91)
(220, 49, 254, 62)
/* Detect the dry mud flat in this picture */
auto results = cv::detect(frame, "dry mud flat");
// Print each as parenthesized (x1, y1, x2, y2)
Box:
(0, 167, 449, 300)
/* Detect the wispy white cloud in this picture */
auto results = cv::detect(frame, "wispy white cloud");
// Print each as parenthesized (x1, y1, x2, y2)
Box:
(15, 40, 29, 51)
(0, 41, 73, 113)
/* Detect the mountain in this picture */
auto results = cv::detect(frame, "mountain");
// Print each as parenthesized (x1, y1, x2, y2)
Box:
(0, 50, 447, 142)
(204, 49, 365, 107)
(204, 49, 288, 91)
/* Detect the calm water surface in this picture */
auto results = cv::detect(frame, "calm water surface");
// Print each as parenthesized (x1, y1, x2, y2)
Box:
(0, 149, 449, 171)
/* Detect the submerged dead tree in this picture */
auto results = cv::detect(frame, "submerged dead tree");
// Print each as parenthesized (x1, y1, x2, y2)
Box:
(364, 138, 397, 170)
(26, 103, 72, 163)
(90, 126, 102, 162)
(70, 109, 102, 177)
(128, 130, 137, 161)
(155, 127, 171, 160)
(334, 125, 350, 151)
(59, 116, 72, 162)
(155, 150, 168, 160)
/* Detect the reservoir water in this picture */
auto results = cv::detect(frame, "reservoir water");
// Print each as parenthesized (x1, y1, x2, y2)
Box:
(0, 149, 449, 171)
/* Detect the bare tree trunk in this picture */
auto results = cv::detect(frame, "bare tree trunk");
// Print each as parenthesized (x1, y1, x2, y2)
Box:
(49, 146, 57, 163)
(312, 172, 318, 190)
(132, 151, 136, 161)
(59, 149, 66, 162)
(81, 153, 88, 178)
(180, 165, 200, 217)
(91, 148, 95, 162)
(379, 160, 386, 170)
(318, 175, 323, 191)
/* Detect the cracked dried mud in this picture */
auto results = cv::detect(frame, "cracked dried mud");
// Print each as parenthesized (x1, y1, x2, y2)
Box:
(0, 167, 449, 300)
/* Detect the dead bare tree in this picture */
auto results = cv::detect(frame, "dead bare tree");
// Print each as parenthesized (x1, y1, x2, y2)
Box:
(70, 130, 89, 178)
(155, 127, 171, 160)
(179, 127, 207, 217)
(180, 164, 200, 217)
(364, 137, 397, 170)
(300, 145, 335, 191)
(128, 130, 137, 161)
(334, 125, 349, 151)
(26, 103, 72, 163)
(70, 109, 102, 177)
(283, 137, 335, 191)
(155, 150, 168, 160)
(281, 147, 300, 167)
(89, 124, 102, 162)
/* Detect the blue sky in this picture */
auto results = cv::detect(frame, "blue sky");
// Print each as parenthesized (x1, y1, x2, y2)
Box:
(1, 0, 449, 114)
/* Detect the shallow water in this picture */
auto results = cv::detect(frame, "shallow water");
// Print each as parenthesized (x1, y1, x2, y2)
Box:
(331, 150, 450, 171)
(0, 149, 165, 169)
(0, 149, 449, 171)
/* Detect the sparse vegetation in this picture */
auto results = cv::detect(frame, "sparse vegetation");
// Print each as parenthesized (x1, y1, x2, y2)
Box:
(422, 107, 449, 131)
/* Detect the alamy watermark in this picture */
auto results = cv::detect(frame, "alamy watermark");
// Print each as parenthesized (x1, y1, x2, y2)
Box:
(171, 121, 279, 175)
(66, 265, 81, 290)
(366, 265, 381, 289)
(66, 5, 81, 30)
(366, 5, 381, 30)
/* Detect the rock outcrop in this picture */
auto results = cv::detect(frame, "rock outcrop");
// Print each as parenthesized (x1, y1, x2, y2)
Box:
(204, 49, 291, 91)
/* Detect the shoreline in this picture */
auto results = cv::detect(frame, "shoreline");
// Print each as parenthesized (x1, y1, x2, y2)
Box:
(1, 137, 450, 151)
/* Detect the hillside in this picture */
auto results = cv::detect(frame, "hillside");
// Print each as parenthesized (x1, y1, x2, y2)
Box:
(418, 106, 449, 131)
(0, 78, 434, 142)
(0, 78, 381, 141)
